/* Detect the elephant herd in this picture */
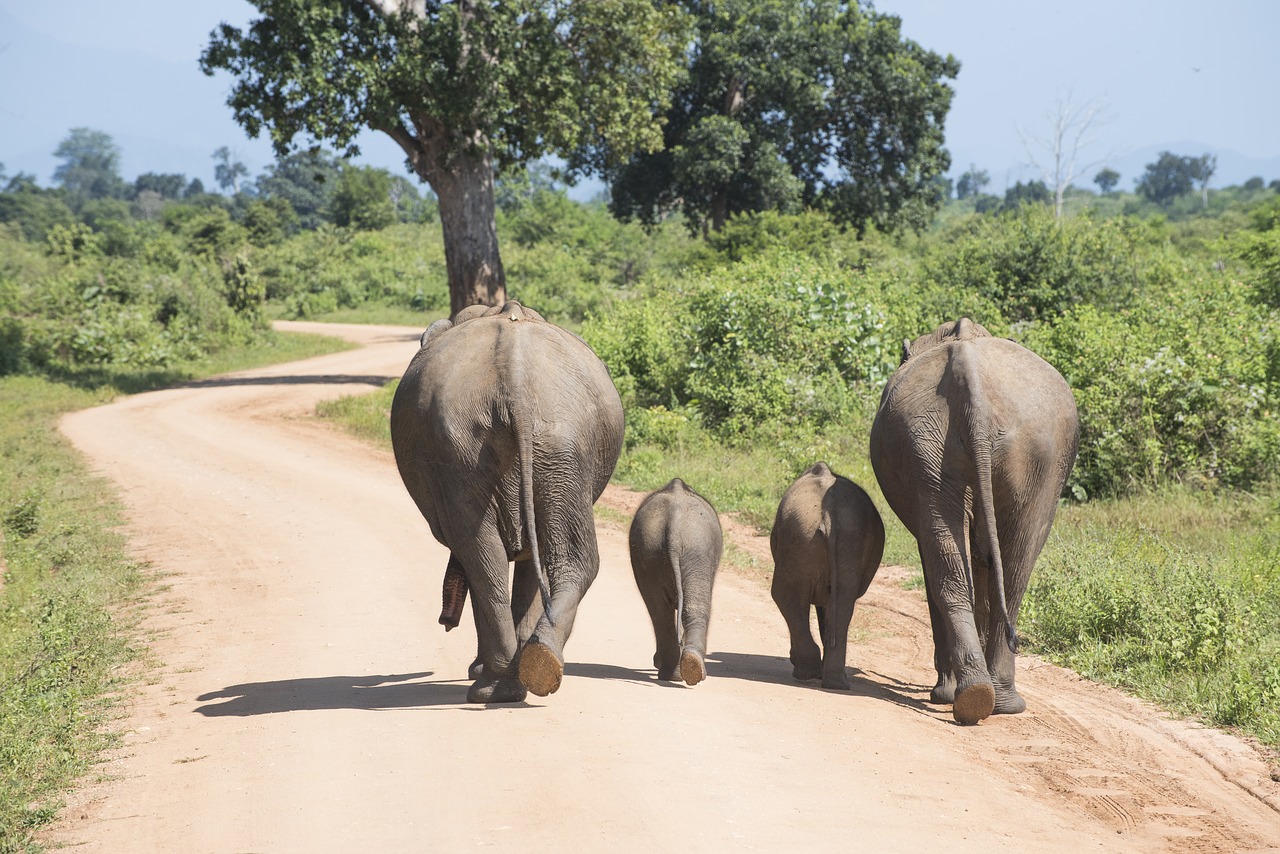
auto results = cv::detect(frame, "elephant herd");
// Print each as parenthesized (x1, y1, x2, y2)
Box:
(390, 303, 1079, 725)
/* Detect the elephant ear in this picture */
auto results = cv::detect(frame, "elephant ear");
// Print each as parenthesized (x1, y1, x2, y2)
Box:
(420, 318, 454, 348)
(900, 338, 912, 364)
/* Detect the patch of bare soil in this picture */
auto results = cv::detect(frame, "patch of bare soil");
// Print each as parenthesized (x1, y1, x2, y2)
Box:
(46, 321, 1280, 853)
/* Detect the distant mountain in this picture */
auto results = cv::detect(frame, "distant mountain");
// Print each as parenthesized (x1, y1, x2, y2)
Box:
(1099, 142, 1280, 191)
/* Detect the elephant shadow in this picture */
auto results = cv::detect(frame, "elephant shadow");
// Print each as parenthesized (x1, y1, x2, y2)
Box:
(564, 661, 708, 689)
(193, 672, 485, 716)
(706, 651, 939, 713)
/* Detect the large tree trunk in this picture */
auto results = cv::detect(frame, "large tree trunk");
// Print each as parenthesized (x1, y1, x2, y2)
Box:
(417, 148, 506, 318)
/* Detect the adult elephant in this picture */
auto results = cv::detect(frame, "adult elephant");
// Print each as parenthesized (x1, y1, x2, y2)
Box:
(390, 301, 624, 704)
(869, 318, 1078, 725)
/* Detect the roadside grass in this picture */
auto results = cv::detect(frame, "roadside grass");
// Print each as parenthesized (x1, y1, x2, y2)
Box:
(319, 382, 1280, 755)
(264, 302, 444, 328)
(1027, 490, 1280, 748)
(0, 329, 352, 852)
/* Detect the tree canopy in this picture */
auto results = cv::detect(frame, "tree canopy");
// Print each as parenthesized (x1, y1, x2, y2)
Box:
(1093, 167, 1120, 194)
(202, 0, 688, 315)
(1136, 151, 1200, 207)
(605, 0, 959, 235)
(52, 128, 127, 207)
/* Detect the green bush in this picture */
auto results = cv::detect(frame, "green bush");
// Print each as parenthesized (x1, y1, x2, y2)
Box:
(925, 206, 1156, 322)
(1022, 276, 1280, 496)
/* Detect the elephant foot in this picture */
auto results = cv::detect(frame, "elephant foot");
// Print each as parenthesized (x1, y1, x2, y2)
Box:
(993, 687, 1027, 716)
(791, 659, 822, 682)
(930, 674, 956, 705)
(821, 668, 851, 691)
(952, 682, 995, 725)
(467, 674, 526, 704)
(467, 656, 484, 681)
(519, 640, 563, 697)
(679, 650, 706, 686)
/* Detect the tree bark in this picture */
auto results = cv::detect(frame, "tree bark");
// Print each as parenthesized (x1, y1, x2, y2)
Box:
(426, 148, 507, 317)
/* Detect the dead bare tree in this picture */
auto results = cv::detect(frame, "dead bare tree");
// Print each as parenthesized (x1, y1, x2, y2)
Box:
(1019, 92, 1110, 220)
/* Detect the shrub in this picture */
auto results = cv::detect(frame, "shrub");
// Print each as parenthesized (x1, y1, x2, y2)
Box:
(1022, 276, 1280, 496)
(925, 206, 1153, 322)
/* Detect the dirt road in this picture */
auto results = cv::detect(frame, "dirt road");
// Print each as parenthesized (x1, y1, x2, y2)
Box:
(51, 321, 1280, 852)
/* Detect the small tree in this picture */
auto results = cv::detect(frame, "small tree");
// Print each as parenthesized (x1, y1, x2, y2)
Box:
(956, 166, 990, 200)
(1136, 152, 1195, 207)
(213, 146, 250, 195)
(52, 128, 126, 207)
(1188, 153, 1217, 209)
(1093, 167, 1120, 195)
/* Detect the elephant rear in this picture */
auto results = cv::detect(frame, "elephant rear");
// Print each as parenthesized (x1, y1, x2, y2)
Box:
(389, 301, 624, 703)
(869, 318, 1078, 723)
(628, 479, 723, 685)
(770, 462, 884, 690)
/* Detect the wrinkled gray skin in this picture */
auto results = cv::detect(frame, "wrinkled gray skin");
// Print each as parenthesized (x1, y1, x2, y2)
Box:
(869, 318, 1078, 725)
(770, 462, 885, 691)
(390, 302, 624, 704)
(628, 479, 723, 686)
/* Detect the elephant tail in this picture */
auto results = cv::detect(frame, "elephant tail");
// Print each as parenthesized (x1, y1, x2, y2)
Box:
(670, 545, 686, 648)
(958, 349, 1017, 654)
(507, 310, 554, 626)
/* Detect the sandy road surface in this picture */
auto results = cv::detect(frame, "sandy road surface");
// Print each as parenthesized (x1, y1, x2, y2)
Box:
(49, 321, 1280, 853)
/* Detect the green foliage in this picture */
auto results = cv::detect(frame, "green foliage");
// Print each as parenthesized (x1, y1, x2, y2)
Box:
(0, 184, 76, 243)
(608, 0, 959, 237)
(329, 165, 397, 231)
(255, 223, 449, 319)
(1136, 150, 1206, 207)
(52, 128, 127, 207)
(1002, 179, 1051, 209)
(1023, 278, 1280, 496)
(254, 149, 343, 230)
(924, 206, 1151, 322)
(1093, 167, 1120, 194)
(584, 252, 913, 437)
(0, 216, 266, 380)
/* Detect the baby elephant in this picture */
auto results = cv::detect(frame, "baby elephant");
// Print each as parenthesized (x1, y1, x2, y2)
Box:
(771, 462, 885, 690)
(629, 479, 723, 685)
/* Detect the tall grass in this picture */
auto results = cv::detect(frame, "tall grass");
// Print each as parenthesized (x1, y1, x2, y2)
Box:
(1027, 491, 1280, 744)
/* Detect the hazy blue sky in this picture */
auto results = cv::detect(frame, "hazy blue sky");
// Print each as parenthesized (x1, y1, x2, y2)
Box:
(2, 0, 1278, 192)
